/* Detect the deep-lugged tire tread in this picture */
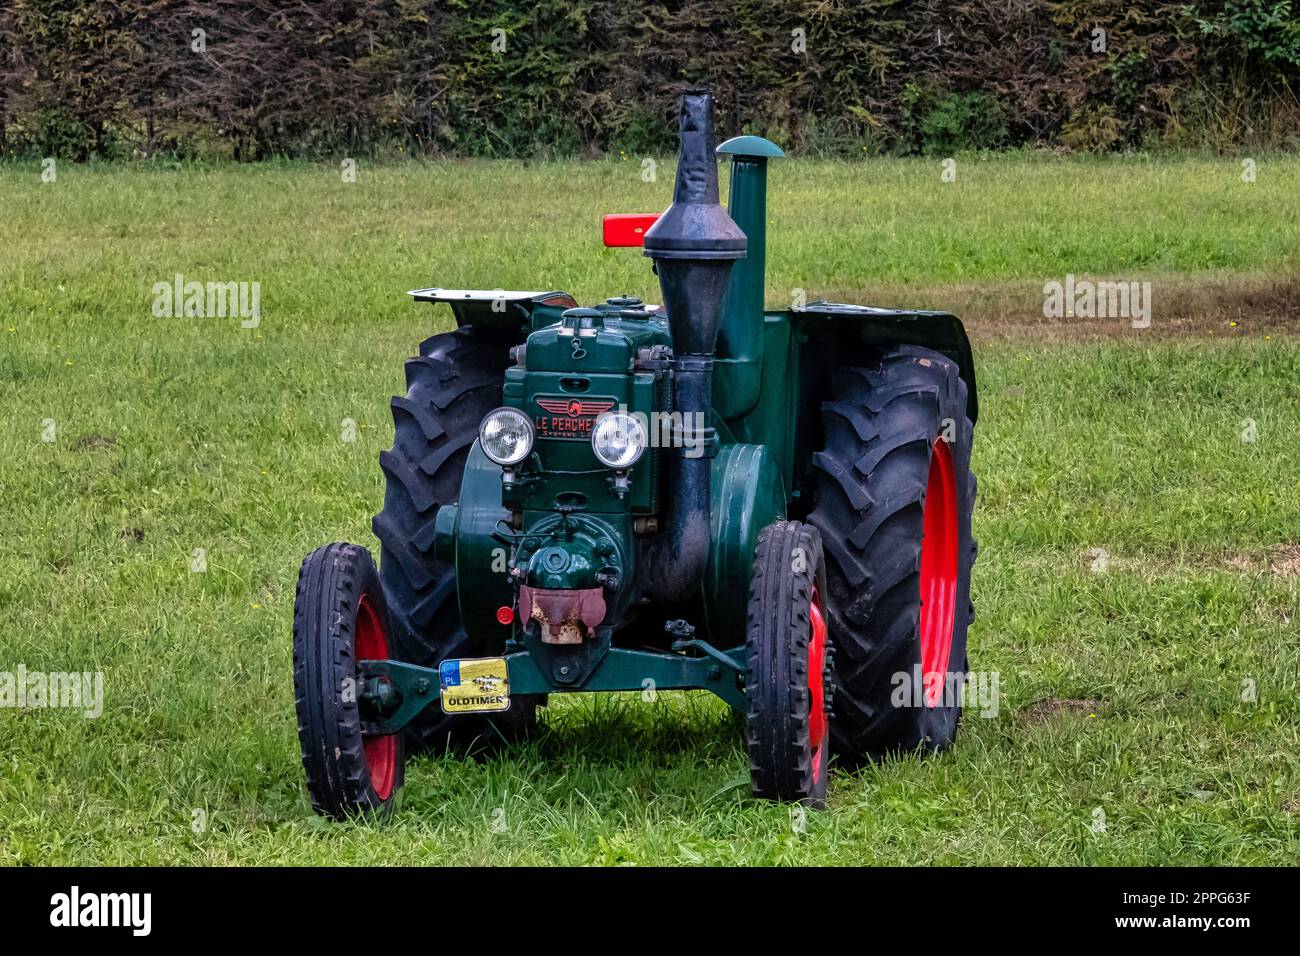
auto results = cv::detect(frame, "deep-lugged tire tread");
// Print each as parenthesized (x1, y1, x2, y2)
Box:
(808, 347, 978, 764)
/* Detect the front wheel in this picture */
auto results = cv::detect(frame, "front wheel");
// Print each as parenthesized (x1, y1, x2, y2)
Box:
(745, 520, 832, 808)
(293, 542, 403, 819)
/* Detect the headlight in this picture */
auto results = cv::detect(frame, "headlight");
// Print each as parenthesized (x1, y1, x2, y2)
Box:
(591, 411, 647, 469)
(479, 408, 534, 466)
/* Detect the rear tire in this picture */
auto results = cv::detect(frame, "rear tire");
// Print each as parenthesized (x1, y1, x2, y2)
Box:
(293, 542, 403, 819)
(372, 326, 539, 754)
(745, 521, 831, 808)
(808, 345, 977, 763)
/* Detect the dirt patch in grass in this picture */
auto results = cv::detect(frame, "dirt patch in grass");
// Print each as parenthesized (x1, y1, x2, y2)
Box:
(1060, 546, 1300, 578)
(831, 270, 1300, 343)
(1268, 544, 1300, 577)
(73, 433, 117, 451)
(1219, 544, 1300, 577)
(1021, 698, 1104, 723)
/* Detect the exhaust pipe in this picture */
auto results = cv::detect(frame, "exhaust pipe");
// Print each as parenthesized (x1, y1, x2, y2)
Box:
(643, 89, 746, 602)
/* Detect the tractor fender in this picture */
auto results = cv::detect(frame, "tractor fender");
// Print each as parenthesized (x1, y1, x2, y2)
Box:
(704, 443, 786, 648)
(790, 304, 978, 424)
(407, 288, 578, 337)
(441, 442, 515, 646)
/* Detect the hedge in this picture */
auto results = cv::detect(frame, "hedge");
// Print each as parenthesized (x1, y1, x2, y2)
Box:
(1, 0, 1297, 159)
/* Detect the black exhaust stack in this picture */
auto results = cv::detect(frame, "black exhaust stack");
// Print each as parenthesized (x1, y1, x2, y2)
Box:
(643, 89, 747, 602)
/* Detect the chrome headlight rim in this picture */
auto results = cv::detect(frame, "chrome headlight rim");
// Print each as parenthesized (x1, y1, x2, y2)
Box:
(478, 407, 535, 467)
(590, 410, 648, 470)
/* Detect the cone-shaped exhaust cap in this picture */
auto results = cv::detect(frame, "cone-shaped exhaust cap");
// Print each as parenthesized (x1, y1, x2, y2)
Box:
(643, 90, 747, 261)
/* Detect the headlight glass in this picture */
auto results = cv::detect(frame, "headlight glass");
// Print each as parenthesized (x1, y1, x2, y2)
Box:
(479, 408, 534, 466)
(591, 411, 647, 469)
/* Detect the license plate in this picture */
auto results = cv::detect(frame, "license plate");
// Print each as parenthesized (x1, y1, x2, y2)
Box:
(438, 657, 511, 714)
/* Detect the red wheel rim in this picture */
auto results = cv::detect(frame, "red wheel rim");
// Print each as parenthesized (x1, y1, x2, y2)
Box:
(355, 593, 396, 800)
(808, 582, 828, 782)
(919, 437, 958, 707)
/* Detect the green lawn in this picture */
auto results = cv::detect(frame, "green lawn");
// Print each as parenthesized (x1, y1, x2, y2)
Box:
(1, 156, 1298, 864)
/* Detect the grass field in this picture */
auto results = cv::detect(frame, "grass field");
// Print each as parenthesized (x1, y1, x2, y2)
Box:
(1, 154, 1298, 865)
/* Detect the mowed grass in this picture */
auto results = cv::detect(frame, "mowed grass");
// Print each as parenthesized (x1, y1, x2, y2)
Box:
(0, 156, 1298, 865)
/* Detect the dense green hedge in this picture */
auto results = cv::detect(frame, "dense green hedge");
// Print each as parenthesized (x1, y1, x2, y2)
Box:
(2, 0, 1297, 159)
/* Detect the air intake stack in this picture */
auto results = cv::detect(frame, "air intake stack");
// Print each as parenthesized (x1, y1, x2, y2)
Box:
(643, 89, 747, 601)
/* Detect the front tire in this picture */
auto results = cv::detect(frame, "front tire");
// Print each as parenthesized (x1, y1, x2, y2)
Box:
(745, 520, 831, 808)
(293, 542, 403, 819)
(808, 345, 977, 763)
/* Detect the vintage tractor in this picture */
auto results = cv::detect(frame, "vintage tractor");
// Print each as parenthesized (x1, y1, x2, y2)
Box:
(293, 90, 978, 817)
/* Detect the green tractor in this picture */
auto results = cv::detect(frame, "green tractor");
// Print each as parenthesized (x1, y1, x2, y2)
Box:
(293, 89, 978, 816)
